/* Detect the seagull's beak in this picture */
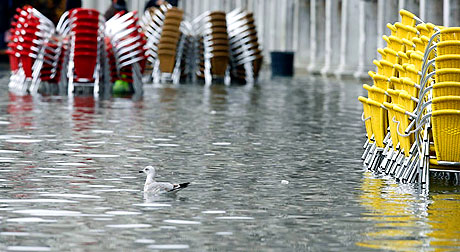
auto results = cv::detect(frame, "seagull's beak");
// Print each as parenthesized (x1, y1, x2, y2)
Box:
(138, 170, 143, 173)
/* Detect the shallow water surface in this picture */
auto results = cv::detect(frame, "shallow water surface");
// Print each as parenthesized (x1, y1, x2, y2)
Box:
(0, 76, 459, 251)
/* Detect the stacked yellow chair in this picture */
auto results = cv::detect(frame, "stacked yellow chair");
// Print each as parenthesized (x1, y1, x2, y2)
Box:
(359, 9, 460, 189)
(359, 9, 431, 181)
(429, 28, 460, 168)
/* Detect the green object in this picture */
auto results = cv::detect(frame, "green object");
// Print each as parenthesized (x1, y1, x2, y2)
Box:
(113, 79, 130, 94)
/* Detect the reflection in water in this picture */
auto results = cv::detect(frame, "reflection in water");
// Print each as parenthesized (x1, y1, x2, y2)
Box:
(357, 173, 460, 251)
(7, 93, 34, 130)
(72, 96, 95, 132)
(357, 173, 426, 251)
(0, 75, 459, 251)
(428, 185, 460, 250)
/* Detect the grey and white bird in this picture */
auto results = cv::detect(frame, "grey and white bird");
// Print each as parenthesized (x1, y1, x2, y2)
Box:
(139, 166, 190, 195)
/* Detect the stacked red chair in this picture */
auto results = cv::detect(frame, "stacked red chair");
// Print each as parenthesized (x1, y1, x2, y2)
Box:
(7, 6, 55, 93)
(66, 8, 104, 95)
(7, 5, 265, 95)
(105, 11, 147, 94)
(39, 37, 65, 86)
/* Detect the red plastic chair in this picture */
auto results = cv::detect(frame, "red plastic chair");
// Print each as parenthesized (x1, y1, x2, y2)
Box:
(73, 51, 97, 79)
(7, 50, 20, 72)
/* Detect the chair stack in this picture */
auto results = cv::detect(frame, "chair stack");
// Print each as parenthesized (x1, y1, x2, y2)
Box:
(142, 6, 168, 80)
(105, 11, 146, 94)
(429, 28, 460, 166)
(7, 6, 55, 93)
(157, 8, 183, 77)
(65, 8, 104, 95)
(178, 22, 195, 83)
(38, 36, 65, 89)
(193, 11, 230, 85)
(141, 4, 186, 84)
(358, 9, 439, 184)
(358, 9, 460, 190)
(8, 6, 264, 95)
(226, 9, 263, 84)
(140, 7, 160, 77)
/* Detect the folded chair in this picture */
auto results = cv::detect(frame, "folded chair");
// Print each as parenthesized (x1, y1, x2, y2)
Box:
(105, 11, 146, 95)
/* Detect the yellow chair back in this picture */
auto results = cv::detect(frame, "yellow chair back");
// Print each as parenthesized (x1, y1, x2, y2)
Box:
(358, 96, 374, 142)
(432, 82, 460, 98)
(431, 110, 460, 162)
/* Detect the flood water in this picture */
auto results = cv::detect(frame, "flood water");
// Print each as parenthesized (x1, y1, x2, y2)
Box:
(0, 74, 459, 251)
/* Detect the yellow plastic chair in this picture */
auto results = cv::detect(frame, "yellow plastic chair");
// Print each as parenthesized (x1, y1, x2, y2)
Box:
(364, 85, 389, 132)
(397, 89, 417, 112)
(436, 68, 460, 82)
(395, 22, 418, 40)
(386, 88, 401, 104)
(383, 102, 400, 150)
(388, 35, 404, 52)
(399, 9, 417, 27)
(363, 84, 387, 104)
(387, 89, 416, 112)
(384, 47, 399, 63)
(409, 51, 424, 70)
(389, 76, 402, 91)
(373, 60, 383, 74)
(369, 71, 390, 90)
(392, 105, 414, 156)
(431, 109, 460, 162)
(435, 55, 460, 70)
(436, 41, 460, 55)
(412, 37, 426, 52)
(432, 96, 460, 111)
(358, 96, 374, 142)
(398, 51, 410, 65)
(402, 38, 415, 51)
(386, 23, 397, 36)
(432, 82, 460, 98)
(377, 48, 386, 60)
(404, 64, 420, 84)
(394, 64, 405, 78)
(416, 23, 430, 37)
(367, 98, 388, 148)
(426, 23, 437, 37)
(380, 59, 394, 77)
(440, 27, 460, 41)
(401, 77, 419, 98)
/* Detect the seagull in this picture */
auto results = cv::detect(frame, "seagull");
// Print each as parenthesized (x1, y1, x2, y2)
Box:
(139, 166, 190, 195)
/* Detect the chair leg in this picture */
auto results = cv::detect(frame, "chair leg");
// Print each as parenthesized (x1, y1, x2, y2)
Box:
(366, 145, 379, 169)
(390, 152, 404, 176)
(395, 156, 408, 181)
(369, 148, 384, 171)
(420, 127, 430, 190)
(380, 147, 393, 173)
(401, 154, 416, 183)
(398, 150, 416, 180)
(362, 141, 373, 160)
(407, 158, 420, 183)
(363, 137, 369, 149)
(385, 146, 399, 174)
(364, 143, 377, 166)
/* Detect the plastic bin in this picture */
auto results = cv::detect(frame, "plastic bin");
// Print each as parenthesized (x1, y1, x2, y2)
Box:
(271, 51, 294, 76)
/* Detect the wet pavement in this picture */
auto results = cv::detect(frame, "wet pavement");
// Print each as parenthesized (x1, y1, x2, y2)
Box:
(0, 75, 459, 251)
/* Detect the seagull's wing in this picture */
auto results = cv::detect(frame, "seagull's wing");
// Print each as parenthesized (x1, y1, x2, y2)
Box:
(150, 182, 174, 192)
(168, 182, 190, 192)
(147, 182, 190, 194)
